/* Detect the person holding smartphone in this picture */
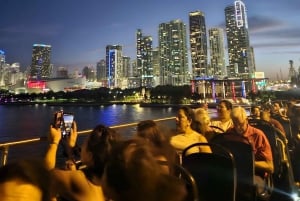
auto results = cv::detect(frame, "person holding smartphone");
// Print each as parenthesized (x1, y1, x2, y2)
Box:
(45, 119, 121, 201)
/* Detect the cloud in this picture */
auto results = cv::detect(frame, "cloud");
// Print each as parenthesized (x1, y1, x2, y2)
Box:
(248, 15, 284, 33)
(248, 15, 300, 50)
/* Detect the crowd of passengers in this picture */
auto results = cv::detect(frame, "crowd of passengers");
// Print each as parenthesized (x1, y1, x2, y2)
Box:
(0, 99, 299, 201)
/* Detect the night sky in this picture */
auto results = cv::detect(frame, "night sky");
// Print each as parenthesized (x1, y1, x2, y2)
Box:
(1, 0, 300, 80)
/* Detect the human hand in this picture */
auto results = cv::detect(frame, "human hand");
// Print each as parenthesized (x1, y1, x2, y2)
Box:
(49, 125, 62, 144)
(64, 159, 76, 170)
(67, 121, 78, 148)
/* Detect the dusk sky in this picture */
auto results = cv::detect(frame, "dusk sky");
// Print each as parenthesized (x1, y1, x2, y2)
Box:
(1, 0, 300, 80)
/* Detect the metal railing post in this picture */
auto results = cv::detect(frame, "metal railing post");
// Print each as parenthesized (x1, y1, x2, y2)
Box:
(0, 146, 9, 166)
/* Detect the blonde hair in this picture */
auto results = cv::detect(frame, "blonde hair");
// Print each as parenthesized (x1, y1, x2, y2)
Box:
(192, 108, 211, 134)
(231, 106, 247, 122)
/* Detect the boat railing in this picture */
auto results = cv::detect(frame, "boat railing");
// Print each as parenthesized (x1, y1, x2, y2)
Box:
(0, 116, 176, 166)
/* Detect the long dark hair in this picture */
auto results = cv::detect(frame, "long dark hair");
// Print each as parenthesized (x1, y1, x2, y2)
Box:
(104, 138, 186, 201)
(178, 106, 194, 121)
(84, 124, 120, 179)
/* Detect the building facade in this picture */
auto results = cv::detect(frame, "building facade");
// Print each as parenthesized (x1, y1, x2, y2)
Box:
(136, 29, 153, 88)
(30, 44, 52, 79)
(106, 45, 123, 88)
(189, 11, 208, 78)
(225, 0, 254, 78)
(159, 19, 189, 86)
(209, 28, 226, 77)
(96, 59, 106, 82)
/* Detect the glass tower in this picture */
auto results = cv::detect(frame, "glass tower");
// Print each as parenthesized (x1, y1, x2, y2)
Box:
(30, 44, 52, 79)
(189, 11, 208, 78)
(225, 0, 254, 78)
(136, 29, 153, 88)
(106, 45, 123, 88)
(209, 28, 226, 77)
(159, 19, 189, 86)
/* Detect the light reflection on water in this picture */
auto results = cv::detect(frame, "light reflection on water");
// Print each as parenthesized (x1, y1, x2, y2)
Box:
(0, 104, 219, 163)
(0, 104, 218, 142)
(0, 104, 180, 141)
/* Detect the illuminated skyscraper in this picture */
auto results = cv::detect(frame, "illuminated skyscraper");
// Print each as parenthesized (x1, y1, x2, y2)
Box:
(30, 44, 52, 79)
(209, 28, 226, 76)
(96, 59, 106, 82)
(106, 45, 123, 88)
(0, 50, 5, 70)
(159, 19, 188, 85)
(136, 29, 153, 87)
(189, 11, 208, 78)
(122, 56, 130, 78)
(225, 0, 254, 78)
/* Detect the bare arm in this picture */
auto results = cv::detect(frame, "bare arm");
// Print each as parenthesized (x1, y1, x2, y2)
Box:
(45, 122, 77, 170)
(255, 160, 274, 174)
(45, 125, 61, 170)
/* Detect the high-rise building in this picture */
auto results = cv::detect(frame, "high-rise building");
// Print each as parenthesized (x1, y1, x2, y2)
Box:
(106, 45, 123, 88)
(56, 67, 68, 78)
(0, 50, 5, 70)
(152, 48, 160, 86)
(122, 56, 131, 78)
(82, 66, 96, 81)
(30, 44, 52, 79)
(96, 59, 106, 82)
(209, 28, 226, 77)
(136, 29, 153, 88)
(189, 11, 208, 78)
(225, 0, 254, 78)
(159, 19, 189, 86)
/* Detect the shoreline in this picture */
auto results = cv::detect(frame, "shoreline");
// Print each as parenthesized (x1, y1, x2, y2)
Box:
(0, 101, 251, 109)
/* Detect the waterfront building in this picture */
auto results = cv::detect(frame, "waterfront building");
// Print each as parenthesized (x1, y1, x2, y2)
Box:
(152, 48, 160, 86)
(0, 50, 5, 70)
(136, 29, 153, 88)
(106, 45, 123, 88)
(209, 28, 226, 77)
(56, 67, 68, 78)
(122, 56, 131, 78)
(225, 0, 254, 78)
(30, 44, 52, 79)
(126, 59, 141, 89)
(82, 66, 96, 81)
(189, 11, 208, 78)
(191, 76, 268, 101)
(159, 19, 189, 86)
(96, 59, 106, 82)
(0, 51, 25, 90)
(131, 59, 137, 77)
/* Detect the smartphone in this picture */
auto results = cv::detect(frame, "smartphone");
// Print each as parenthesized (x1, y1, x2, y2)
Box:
(62, 113, 74, 137)
(53, 111, 63, 129)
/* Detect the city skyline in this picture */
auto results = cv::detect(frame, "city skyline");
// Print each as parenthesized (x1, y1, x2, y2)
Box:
(1, 0, 300, 80)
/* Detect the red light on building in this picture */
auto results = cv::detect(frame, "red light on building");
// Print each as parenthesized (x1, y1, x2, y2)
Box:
(27, 80, 46, 89)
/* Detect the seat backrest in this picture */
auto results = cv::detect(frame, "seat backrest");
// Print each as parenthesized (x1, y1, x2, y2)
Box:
(211, 134, 256, 201)
(248, 119, 283, 176)
(174, 164, 199, 201)
(248, 119, 299, 200)
(182, 143, 236, 201)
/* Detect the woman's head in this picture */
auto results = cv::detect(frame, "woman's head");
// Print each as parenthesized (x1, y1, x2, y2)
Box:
(136, 120, 169, 147)
(102, 138, 186, 201)
(176, 106, 194, 133)
(81, 124, 120, 178)
(0, 159, 52, 201)
(192, 108, 211, 134)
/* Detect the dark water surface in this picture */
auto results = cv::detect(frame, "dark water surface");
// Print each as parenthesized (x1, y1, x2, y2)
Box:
(0, 104, 175, 162)
(0, 104, 177, 141)
(0, 104, 217, 163)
